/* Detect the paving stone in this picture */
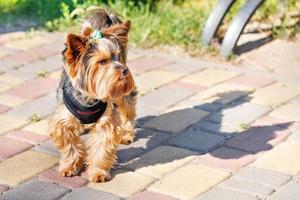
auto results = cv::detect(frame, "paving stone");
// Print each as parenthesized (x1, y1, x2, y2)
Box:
(129, 191, 177, 200)
(3, 36, 52, 50)
(0, 31, 26, 44)
(0, 150, 58, 186)
(168, 129, 225, 153)
(250, 82, 300, 108)
(165, 97, 223, 113)
(225, 125, 291, 153)
(169, 80, 205, 92)
(0, 81, 11, 93)
(0, 94, 26, 107)
(0, 115, 27, 135)
(0, 60, 23, 72)
(124, 146, 198, 179)
(228, 74, 275, 88)
(0, 68, 36, 81)
(0, 137, 33, 160)
(21, 54, 62, 73)
(234, 166, 291, 188)
(268, 181, 300, 200)
(118, 128, 170, 162)
(61, 186, 122, 200)
(253, 141, 300, 175)
(270, 104, 300, 121)
(139, 85, 194, 111)
(144, 108, 209, 134)
(189, 83, 252, 105)
(136, 101, 159, 120)
(34, 140, 60, 157)
(196, 188, 259, 200)
(4, 45, 58, 64)
(6, 92, 56, 121)
(89, 171, 155, 198)
(49, 70, 62, 80)
(128, 57, 172, 75)
(0, 104, 10, 113)
(218, 178, 274, 198)
(0, 46, 19, 58)
(6, 130, 49, 145)
(193, 147, 255, 171)
(0, 179, 69, 200)
(135, 70, 182, 94)
(0, 184, 8, 193)
(149, 164, 231, 200)
(23, 119, 49, 135)
(161, 62, 203, 75)
(193, 121, 237, 139)
(39, 169, 88, 189)
(0, 73, 26, 86)
(6, 78, 58, 99)
(181, 69, 239, 87)
(208, 102, 271, 130)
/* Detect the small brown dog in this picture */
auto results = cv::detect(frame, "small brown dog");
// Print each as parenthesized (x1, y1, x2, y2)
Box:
(49, 8, 137, 182)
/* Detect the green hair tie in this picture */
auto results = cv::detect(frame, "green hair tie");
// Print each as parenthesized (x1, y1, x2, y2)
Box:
(91, 30, 103, 40)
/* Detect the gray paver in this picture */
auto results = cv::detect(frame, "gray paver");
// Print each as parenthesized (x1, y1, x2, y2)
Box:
(161, 62, 203, 75)
(193, 120, 237, 139)
(234, 167, 291, 188)
(168, 129, 225, 153)
(61, 186, 122, 200)
(208, 102, 271, 129)
(268, 181, 300, 200)
(21, 55, 62, 73)
(0, 179, 70, 200)
(196, 188, 259, 200)
(144, 108, 209, 134)
(0, 60, 22, 72)
(218, 178, 274, 198)
(139, 85, 194, 112)
(6, 92, 56, 120)
(34, 140, 60, 157)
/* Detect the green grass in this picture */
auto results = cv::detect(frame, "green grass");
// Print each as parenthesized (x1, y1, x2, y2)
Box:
(0, 0, 299, 54)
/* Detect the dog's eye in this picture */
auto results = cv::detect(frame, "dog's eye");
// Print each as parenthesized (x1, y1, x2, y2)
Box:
(99, 59, 109, 65)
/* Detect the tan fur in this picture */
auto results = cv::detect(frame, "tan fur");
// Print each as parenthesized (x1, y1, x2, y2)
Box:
(49, 15, 136, 182)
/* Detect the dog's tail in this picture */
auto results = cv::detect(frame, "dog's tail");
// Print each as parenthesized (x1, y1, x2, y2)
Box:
(81, 8, 122, 36)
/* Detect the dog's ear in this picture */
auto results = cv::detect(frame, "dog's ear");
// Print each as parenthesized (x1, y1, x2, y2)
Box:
(103, 20, 131, 45)
(64, 34, 87, 77)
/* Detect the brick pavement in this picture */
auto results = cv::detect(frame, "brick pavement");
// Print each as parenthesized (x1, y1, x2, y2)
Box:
(0, 31, 300, 200)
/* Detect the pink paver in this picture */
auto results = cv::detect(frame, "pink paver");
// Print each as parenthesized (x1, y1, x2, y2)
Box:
(0, 184, 9, 193)
(128, 57, 172, 75)
(169, 80, 205, 92)
(0, 104, 11, 114)
(0, 137, 33, 160)
(6, 130, 49, 145)
(194, 147, 255, 171)
(6, 78, 58, 99)
(3, 45, 59, 64)
(39, 169, 88, 189)
(228, 74, 275, 88)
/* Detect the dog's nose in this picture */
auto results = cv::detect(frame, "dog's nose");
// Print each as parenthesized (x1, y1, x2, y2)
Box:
(122, 68, 129, 76)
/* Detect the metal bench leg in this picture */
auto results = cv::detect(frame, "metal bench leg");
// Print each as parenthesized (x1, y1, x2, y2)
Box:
(201, 0, 235, 46)
(220, 0, 265, 57)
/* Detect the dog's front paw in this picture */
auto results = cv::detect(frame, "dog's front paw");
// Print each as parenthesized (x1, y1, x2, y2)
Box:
(89, 170, 111, 183)
(59, 165, 79, 177)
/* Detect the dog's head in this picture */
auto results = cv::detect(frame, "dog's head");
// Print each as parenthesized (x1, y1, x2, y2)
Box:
(63, 9, 134, 101)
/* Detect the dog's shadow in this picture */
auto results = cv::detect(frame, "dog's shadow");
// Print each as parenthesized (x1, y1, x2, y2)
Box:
(112, 90, 294, 178)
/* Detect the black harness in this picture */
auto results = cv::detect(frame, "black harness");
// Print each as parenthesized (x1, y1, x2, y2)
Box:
(62, 81, 107, 124)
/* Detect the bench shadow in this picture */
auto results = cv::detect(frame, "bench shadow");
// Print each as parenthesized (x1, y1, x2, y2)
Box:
(234, 35, 273, 55)
(116, 90, 294, 174)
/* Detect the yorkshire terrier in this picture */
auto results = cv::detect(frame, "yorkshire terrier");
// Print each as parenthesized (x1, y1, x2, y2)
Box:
(49, 8, 137, 182)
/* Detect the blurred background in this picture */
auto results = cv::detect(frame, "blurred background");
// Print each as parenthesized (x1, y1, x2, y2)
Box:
(0, 0, 299, 57)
